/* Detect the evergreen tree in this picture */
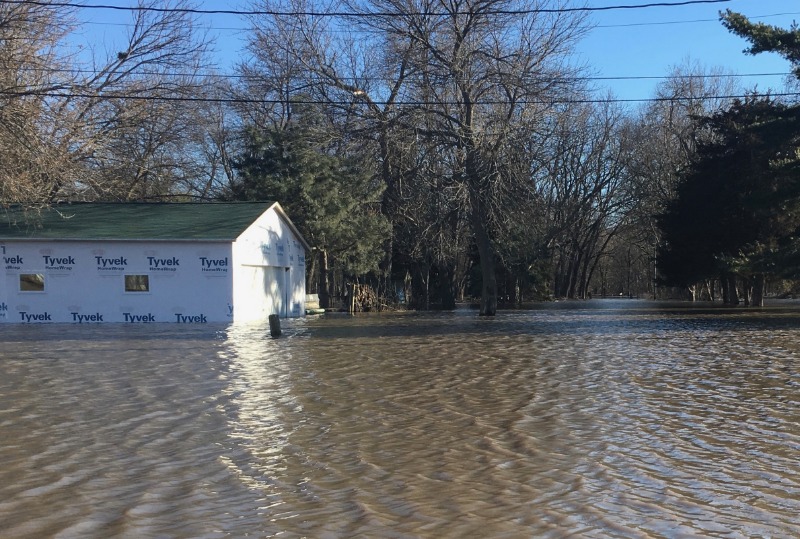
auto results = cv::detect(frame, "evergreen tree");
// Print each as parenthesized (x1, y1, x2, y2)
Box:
(721, 10, 800, 79)
(227, 109, 391, 307)
(657, 14, 800, 304)
(658, 97, 800, 304)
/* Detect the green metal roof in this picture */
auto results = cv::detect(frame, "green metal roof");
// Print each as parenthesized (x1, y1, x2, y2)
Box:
(0, 202, 287, 241)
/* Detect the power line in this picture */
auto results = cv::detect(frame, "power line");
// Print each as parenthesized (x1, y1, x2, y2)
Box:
(0, 0, 733, 17)
(5, 0, 791, 102)
(588, 72, 790, 82)
(74, 10, 800, 32)
(6, 64, 794, 83)
(3, 88, 797, 106)
(597, 11, 800, 29)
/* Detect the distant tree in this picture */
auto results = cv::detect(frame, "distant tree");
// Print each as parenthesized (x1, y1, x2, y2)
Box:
(228, 106, 391, 308)
(185, 79, 241, 200)
(538, 99, 632, 299)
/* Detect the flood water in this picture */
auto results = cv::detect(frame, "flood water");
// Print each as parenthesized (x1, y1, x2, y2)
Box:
(1, 300, 799, 538)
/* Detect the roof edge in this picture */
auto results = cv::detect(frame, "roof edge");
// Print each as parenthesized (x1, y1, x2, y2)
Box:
(264, 202, 313, 253)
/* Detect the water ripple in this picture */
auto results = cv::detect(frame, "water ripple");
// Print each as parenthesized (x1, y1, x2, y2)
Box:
(1, 301, 799, 537)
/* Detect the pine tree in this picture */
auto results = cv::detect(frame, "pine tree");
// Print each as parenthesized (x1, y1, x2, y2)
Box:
(721, 10, 800, 79)
(228, 108, 391, 307)
(658, 97, 800, 304)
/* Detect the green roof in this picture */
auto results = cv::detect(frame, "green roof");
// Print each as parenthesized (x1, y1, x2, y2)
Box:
(0, 202, 285, 241)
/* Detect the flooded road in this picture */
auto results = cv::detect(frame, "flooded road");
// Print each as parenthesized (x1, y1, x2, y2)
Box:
(1, 300, 799, 538)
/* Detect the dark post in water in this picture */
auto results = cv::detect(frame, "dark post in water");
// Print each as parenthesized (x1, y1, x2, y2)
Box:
(268, 314, 281, 338)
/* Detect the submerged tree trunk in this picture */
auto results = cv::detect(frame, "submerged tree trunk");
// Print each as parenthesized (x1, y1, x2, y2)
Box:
(720, 273, 730, 304)
(408, 263, 430, 310)
(742, 276, 752, 307)
(438, 263, 457, 310)
(727, 274, 740, 306)
(751, 273, 765, 307)
(306, 249, 318, 296)
(318, 249, 331, 309)
(702, 280, 714, 301)
(566, 252, 581, 299)
(470, 193, 497, 316)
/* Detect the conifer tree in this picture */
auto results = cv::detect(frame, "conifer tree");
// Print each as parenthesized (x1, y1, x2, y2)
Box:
(228, 106, 391, 307)
(721, 10, 800, 79)
(658, 98, 800, 305)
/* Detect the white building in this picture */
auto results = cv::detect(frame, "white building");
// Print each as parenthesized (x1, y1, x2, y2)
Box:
(0, 202, 310, 324)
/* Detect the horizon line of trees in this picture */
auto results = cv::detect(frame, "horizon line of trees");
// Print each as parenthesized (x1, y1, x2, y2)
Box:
(3, 1, 800, 313)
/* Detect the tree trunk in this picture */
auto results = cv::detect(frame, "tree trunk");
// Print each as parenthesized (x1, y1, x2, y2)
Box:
(552, 254, 563, 298)
(318, 249, 331, 309)
(727, 274, 740, 306)
(702, 280, 714, 301)
(307, 249, 317, 295)
(742, 276, 752, 306)
(566, 253, 581, 299)
(439, 263, 456, 310)
(379, 235, 394, 303)
(751, 273, 765, 307)
(378, 132, 397, 305)
(720, 273, 730, 304)
(469, 194, 497, 316)
(403, 270, 412, 307)
(410, 263, 430, 310)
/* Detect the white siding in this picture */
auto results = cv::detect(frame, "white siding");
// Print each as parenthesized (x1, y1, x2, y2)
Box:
(0, 243, 7, 322)
(0, 205, 308, 324)
(0, 241, 233, 323)
(232, 207, 306, 321)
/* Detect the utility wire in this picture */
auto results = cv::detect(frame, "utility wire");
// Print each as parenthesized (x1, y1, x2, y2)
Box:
(74, 10, 800, 31)
(5, 65, 794, 83)
(2, 0, 788, 101)
(597, 11, 800, 28)
(0, 0, 732, 17)
(3, 88, 797, 105)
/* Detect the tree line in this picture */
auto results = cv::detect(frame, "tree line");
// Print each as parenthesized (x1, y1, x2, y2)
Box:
(2, 0, 799, 313)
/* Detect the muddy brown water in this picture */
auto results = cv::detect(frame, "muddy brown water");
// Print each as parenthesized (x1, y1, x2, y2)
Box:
(1, 300, 799, 538)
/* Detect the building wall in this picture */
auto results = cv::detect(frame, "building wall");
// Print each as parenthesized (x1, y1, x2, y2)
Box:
(0, 240, 233, 323)
(232, 208, 307, 322)
(0, 207, 309, 324)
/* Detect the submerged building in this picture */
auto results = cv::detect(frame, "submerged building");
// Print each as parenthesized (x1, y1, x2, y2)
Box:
(0, 202, 310, 324)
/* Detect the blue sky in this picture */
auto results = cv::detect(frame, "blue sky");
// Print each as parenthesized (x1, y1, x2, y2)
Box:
(579, 0, 800, 102)
(73, 0, 800, 104)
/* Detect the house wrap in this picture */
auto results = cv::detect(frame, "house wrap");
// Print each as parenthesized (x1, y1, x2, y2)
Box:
(0, 202, 310, 324)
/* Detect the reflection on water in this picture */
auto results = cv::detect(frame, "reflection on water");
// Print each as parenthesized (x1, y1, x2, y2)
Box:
(1, 300, 799, 538)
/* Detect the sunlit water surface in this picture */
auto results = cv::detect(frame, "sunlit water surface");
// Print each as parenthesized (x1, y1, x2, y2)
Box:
(1, 300, 799, 538)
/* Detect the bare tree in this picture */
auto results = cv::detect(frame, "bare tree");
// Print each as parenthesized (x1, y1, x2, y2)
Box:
(241, 0, 590, 314)
(188, 78, 242, 200)
(382, 0, 590, 314)
(537, 98, 632, 299)
(1, 0, 216, 206)
(61, 0, 213, 201)
(620, 59, 740, 299)
(0, 1, 75, 206)
(627, 60, 739, 213)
